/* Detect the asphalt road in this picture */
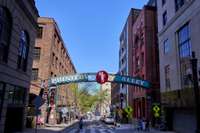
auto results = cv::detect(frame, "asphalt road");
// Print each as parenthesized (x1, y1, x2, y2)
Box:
(63, 120, 135, 133)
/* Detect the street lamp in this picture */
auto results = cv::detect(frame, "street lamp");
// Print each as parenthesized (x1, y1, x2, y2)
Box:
(190, 52, 200, 133)
(120, 93, 124, 109)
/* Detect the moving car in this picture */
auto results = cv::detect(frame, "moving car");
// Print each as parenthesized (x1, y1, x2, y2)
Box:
(104, 116, 114, 124)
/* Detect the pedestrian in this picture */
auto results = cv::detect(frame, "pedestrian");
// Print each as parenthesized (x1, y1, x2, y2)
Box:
(145, 119, 150, 131)
(142, 118, 146, 131)
(137, 118, 142, 131)
(79, 117, 83, 130)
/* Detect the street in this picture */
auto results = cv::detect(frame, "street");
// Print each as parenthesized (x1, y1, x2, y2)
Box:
(64, 120, 175, 133)
(22, 120, 174, 133)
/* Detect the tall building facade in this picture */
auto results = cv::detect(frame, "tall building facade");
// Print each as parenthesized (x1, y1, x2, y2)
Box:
(0, 0, 39, 132)
(157, 0, 200, 132)
(29, 17, 76, 125)
(119, 9, 140, 109)
(100, 82, 111, 116)
(131, 6, 159, 120)
(111, 82, 120, 108)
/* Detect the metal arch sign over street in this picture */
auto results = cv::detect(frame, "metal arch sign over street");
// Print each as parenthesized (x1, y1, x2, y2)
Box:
(49, 72, 151, 89)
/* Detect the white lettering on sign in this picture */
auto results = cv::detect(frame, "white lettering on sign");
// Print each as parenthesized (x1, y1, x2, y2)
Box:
(49, 73, 150, 88)
(108, 75, 115, 81)
(99, 72, 105, 83)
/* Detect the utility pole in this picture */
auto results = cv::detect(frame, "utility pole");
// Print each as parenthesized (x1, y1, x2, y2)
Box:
(190, 52, 200, 133)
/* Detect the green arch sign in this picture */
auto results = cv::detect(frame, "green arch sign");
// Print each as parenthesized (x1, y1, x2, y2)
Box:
(49, 73, 151, 89)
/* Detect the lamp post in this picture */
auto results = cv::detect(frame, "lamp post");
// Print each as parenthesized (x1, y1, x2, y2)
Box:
(190, 52, 200, 133)
(120, 93, 124, 109)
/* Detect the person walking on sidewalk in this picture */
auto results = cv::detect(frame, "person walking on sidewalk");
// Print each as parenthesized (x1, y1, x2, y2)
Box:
(142, 118, 146, 131)
(79, 117, 83, 131)
(145, 119, 150, 131)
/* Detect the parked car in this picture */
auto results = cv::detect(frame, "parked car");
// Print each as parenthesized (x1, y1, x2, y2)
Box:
(104, 116, 115, 124)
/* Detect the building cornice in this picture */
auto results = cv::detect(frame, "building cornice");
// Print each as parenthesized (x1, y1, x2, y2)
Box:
(158, 0, 195, 37)
(16, 0, 39, 29)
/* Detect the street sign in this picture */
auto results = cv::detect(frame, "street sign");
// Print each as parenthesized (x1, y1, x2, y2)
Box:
(49, 72, 151, 88)
(152, 104, 160, 118)
(96, 70, 109, 84)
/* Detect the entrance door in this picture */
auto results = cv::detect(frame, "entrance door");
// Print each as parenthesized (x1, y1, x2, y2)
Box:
(4, 107, 23, 133)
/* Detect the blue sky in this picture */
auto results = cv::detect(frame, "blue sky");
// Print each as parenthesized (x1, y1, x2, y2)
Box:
(35, 0, 148, 73)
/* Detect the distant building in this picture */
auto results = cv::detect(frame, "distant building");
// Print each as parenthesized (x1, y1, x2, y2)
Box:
(119, 8, 140, 109)
(147, 0, 157, 7)
(100, 82, 111, 116)
(29, 17, 76, 125)
(157, 0, 200, 132)
(131, 6, 159, 121)
(0, 0, 39, 132)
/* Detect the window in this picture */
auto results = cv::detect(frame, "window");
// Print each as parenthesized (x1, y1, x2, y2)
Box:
(121, 47, 124, 54)
(164, 39, 170, 54)
(162, 11, 167, 26)
(14, 87, 25, 104)
(37, 26, 43, 38)
(134, 35, 139, 49)
(56, 57, 58, 68)
(7, 85, 25, 105)
(33, 47, 41, 60)
(32, 68, 38, 80)
(178, 24, 191, 58)
(175, 0, 184, 11)
(141, 53, 144, 67)
(8, 85, 14, 104)
(52, 53, 55, 66)
(17, 31, 29, 71)
(165, 65, 171, 89)
(50, 72, 53, 77)
(162, 0, 166, 6)
(0, 7, 12, 62)
(122, 59, 124, 65)
(136, 57, 140, 71)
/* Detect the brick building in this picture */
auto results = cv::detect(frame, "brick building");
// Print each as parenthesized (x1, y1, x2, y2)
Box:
(0, 0, 39, 132)
(29, 17, 76, 125)
(111, 82, 120, 108)
(131, 6, 160, 120)
(119, 8, 140, 109)
(100, 82, 111, 116)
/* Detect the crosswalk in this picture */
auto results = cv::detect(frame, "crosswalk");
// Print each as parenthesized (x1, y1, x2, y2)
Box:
(68, 128, 115, 133)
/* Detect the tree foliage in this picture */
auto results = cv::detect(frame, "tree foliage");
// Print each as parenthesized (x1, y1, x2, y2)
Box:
(70, 83, 109, 114)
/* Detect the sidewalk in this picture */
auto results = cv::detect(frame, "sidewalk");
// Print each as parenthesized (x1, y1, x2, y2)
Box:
(115, 124, 176, 133)
(19, 120, 78, 133)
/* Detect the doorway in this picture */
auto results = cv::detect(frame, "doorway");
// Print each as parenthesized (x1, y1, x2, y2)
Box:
(4, 107, 24, 133)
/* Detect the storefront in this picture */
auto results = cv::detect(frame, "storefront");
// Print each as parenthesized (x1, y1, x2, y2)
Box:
(3, 83, 26, 133)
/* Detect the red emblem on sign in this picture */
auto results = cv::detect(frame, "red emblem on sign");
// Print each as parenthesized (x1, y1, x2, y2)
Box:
(96, 70, 108, 84)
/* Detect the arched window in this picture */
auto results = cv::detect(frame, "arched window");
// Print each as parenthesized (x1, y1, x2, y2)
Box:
(17, 31, 29, 71)
(0, 6, 12, 62)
